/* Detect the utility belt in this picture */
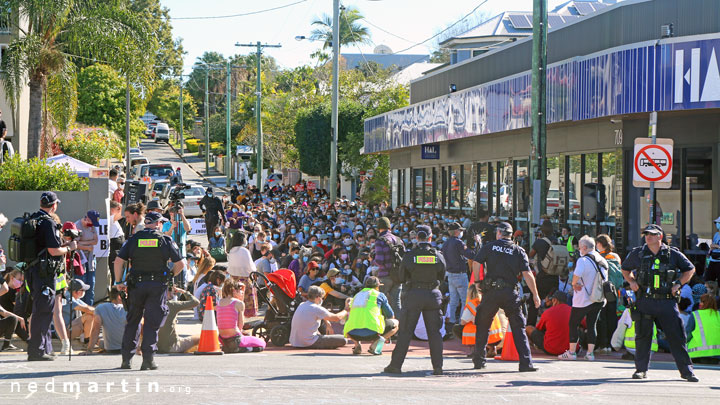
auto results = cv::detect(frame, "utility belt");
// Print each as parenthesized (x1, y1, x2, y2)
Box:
(637, 288, 677, 301)
(481, 278, 517, 291)
(29, 250, 63, 280)
(407, 281, 439, 290)
(127, 271, 170, 286)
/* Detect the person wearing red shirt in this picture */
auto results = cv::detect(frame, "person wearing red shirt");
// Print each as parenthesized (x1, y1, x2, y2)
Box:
(526, 291, 571, 355)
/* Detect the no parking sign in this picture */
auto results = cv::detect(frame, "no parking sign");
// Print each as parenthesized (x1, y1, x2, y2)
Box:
(632, 138, 673, 189)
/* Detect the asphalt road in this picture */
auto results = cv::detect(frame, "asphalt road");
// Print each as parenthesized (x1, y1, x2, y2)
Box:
(0, 347, 718, 404)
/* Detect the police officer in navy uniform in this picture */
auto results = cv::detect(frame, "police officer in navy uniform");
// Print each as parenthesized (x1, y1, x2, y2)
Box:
(384, 225, 446, 375)
(471, 222, 541, 372)
(114, 212, 185, 370)
(27, 192, 78, 361)
(621, 224, 698, 382)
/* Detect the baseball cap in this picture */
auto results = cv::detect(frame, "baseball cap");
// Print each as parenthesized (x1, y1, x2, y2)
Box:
(306, 261, 319, 271)
(550, 290, 567, 303)
(327, 268, 340, 278)
(376, 216, 391, 230)
(448, 222, 465, 231)
(62, 221, 78, 232)
(144, 211, 164, 224)
(496, 222, 513, 234)
(86, 210, 101, 227)
(642, 224, 663, 235)
(416, 225, 432, 239)
(40, 191, 60, 205)
(364, 276, 383, 288)
(70, 279, 90, 292)
(147, 200, 162, 211)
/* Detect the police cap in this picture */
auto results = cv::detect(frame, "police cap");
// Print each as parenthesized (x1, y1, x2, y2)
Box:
(416, 225, 432, 239)
(448, 222, 465, 231)
(144, 211, 164, 224)
(496, 221, 513, 235)
(40, 191, 61, 205)
(641, 224, 663, 235)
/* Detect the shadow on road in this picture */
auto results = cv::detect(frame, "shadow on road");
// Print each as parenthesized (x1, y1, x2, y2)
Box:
(1, 368, 123, 380)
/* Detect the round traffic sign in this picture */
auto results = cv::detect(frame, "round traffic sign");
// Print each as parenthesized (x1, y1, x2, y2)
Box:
(634, 144, 672, 182)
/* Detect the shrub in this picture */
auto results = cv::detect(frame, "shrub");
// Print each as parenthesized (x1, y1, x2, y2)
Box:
(56, 126, 123, 165)
(0, 155, 89, 191)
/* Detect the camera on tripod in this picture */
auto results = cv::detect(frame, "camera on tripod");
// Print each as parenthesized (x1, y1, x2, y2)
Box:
(63, 227, 82, 241)
(168, 183, 191, 213)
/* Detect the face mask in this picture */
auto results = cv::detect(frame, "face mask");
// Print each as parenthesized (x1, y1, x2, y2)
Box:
(442, 236, 448, 242)
(334, 278, 345, 285)
(269, 258, 276, 264)
(343, 239, 352, 246)
(401, 212, 405, 217)
(459, 231, 464, 239)
(208, 193, 213, 197)
(716, 222, 720, 231)
(303, 256, 309, 262)
(433, 221, 438, 225)
(340, 253, 348, 260)
(279, 211, 284, 215)
(292, 253, 300, 260)
(273, 234, 280, 239)
(311, 240, 318, 247)
(304, 226, 310, 232)
(215, 231, 222, 236)
(290, 229, 296, 234)
(286, 220, 291, 224)
(374, 213, 380, 218)
(403, 227, 408, 232)
(232, 208, 238, 213)
(321, 240, 327, 245)
(327, 215, 332, 220)
(334, 232, 341, 238)
(10, 278, 22, 289)
(403, 238, 410, 244)
(411, 239, 418, 244)
(363, 260, 369, 266)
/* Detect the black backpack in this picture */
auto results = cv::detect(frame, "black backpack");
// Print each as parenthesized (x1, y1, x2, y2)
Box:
(8, 212, 50, 263)
(386, 236, 406, 284)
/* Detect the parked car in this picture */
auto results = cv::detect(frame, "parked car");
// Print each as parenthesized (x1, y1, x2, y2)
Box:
(264, 172, 282, 189)
(131, 163, 174, 182)
(129, 156, 149, 167)
(151, 179, 173, 206)
(547, 188, 580, 218)
(170, 183, 207, 217)
(129, 147, 142, 155)
(154, 123, 170, 143)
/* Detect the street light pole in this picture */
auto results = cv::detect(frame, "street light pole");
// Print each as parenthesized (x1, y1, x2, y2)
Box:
(204, 68, 210, 175)
(226, 61, 232, 187)
(125, 77, 131, 179)
(179, 78, 184, 158)
(329, 0, 340, 202)
(530, 0, 548, 237)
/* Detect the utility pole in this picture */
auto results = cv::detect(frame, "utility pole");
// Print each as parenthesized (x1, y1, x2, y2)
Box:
(530, 0, 548, 237)
(204, 68, 210, 175)
(125, 77, 131, 179)
(179, 78, 184, 158)
(226, 61, 232, 186)
(236, 41, 281, 189)
(648, 111, 658, 224)
(329, 0, 340, 202)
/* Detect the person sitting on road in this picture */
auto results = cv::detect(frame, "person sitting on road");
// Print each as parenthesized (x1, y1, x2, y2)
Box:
(208, 225, 227, 262)
(685, 293, 720, 362)
(298, 261, 321, 299)
(452, 284, 504, 358)
(158, 285, 201, 354)
(526, 291, 572, 356)
(195, 268, 223, 321)
(344, 276, 399, 355)
(85, 287, 126, 354)
(217, 279, 266, 353)
(290, 285, 348, 349)
(319, 268, 352, 308)
(62, 279, 95, 342)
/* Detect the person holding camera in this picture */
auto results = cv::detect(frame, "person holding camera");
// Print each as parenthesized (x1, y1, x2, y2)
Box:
(27, 192, 78, 361)
(165, 201, 191, 287)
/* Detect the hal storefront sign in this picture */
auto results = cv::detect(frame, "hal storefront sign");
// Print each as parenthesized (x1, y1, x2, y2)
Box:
(421, 144, 439, 159)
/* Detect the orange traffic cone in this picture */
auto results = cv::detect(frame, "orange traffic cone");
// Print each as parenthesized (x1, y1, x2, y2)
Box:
(194, 296, 224, 355)
(494, 324, 519, 361)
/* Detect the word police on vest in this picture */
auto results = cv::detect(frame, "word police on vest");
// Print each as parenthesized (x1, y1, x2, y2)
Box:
(492, 245, 515, 255)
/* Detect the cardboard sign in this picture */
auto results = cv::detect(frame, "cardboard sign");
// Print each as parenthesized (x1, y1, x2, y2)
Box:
(93, 219, 110, 258)
(189, 218, 206, 235)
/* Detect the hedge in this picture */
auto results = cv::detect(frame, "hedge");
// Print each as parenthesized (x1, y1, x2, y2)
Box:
(0, 155, 89, 191)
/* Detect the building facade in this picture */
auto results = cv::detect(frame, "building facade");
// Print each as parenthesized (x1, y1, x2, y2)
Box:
(363, 0, 720, 258)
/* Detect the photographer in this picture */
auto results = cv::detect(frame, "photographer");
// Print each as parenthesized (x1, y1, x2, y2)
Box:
(166, 201, 191, 287)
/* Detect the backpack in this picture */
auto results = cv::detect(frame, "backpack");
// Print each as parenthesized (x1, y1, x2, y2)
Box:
(7, 212, 50, 263)
(538, 237, 570, 277)
(583, 254, 614, 303)
(383, 235, 405, 284)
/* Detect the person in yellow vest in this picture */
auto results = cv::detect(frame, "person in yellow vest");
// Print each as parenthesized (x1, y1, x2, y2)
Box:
(611, 307, 658, 358)
(686, 293, 720, 360)
(453, 284, 504, 357)
(344, 276, 399, 355)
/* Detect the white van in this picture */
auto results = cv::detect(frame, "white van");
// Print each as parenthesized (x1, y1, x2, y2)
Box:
(154, 122, 170, 143)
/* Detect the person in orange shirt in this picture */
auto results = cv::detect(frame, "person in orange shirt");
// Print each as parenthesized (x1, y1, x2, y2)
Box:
(453, 284, 504, 357)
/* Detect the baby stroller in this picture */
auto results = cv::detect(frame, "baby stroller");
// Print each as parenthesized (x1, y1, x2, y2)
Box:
(249, 269, 301, 346)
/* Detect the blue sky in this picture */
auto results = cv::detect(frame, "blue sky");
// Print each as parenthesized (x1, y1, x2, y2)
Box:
(164, 0, 596, 72)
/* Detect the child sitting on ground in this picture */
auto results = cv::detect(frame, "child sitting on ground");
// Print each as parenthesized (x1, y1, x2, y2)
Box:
(216, 279, 266, 353)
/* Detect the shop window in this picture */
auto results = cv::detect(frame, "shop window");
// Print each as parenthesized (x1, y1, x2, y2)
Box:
(413, 168, 423, 207)
(424, 168, 433, 210)
(515, 160, 530, 237)
(600, 150, 623, 247)
(685, 148, 713, 248)
(462, 163, 475, 213)
(568, 155, 582, 237)
(583, 153, 599, 237)
(449, 165, 461, 210)
(641, 149, 681, 247)
(546, 156, 563, 228)
(391, 170, 399, 208)
(498, 160, 513, 220)
(478, 162, 489, 216)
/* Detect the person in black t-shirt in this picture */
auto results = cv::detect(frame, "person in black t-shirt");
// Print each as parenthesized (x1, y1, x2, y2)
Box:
(527, 220, 558, 326)
(466, 209, 495, 249)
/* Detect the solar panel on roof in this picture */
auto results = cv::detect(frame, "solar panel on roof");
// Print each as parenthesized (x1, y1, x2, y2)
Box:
(547, 15, 565, 28)
(562, 15, 581, 24)
(508, 14, 532, 29)
(574, 2, 595, 15)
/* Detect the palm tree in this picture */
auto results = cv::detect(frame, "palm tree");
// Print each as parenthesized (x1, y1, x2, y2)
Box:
(310, 6, 372, 50)
(0, 1, 155, 158)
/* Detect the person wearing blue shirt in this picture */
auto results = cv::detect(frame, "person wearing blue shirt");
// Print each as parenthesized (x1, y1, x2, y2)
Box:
(706, 216, 720, 283)
(441, 222, 475, 325)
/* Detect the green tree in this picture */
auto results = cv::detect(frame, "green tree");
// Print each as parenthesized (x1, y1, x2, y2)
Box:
(0, 0, 156, 158)
(310, 6, 371, 49)
(129, 0, 184, 78)
(146, 78, 198, 133)
(0, 155, 88, 191)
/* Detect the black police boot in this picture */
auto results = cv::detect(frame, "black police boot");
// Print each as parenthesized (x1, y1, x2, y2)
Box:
(28, 354, 55, 361)
(383, 365, 402, 374)
(632, 370, 647, 379)
(472, 355, 486, 370)
(120, 359, 132, 369)
(519, 365, 539, 372)
(681, 374, 699, 382)
(432, 368, 443, 376)
(140, 359, 158, 371)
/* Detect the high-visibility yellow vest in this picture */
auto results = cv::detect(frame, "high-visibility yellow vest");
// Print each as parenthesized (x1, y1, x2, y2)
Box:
(687, 309, 720, 358)
(461, 298, 503, 345)
(344, 288, 385, 336)
(55, 272, 68, 290)
(624, 320, 658, 352)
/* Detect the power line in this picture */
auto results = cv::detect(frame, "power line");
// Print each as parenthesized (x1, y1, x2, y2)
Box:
(172, 0, 308, 20)
(392, 0, 490, 54)
(363, 19, 416, 44)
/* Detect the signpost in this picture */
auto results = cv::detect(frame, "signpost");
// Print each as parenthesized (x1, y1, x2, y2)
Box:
(633, 138, 674, 189)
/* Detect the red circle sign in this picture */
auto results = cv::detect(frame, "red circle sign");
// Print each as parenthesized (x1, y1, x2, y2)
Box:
(634, 144, 672, 182)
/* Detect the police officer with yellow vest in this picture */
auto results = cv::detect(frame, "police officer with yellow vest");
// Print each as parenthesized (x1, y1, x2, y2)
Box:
(384, 225, 446, 375)
(621, 224, 698, 382)
(114, 212, 185, 370)
(471, 222, 541, 372)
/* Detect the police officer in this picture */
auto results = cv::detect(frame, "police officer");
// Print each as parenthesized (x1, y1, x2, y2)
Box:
(384, 225, 446, 375)
(114, 212, 185, 370)
(621, 224, 698, 382)
(27, 192, 77, 361)
(441, 222, 474, 326)
(471, 222, 540, 372)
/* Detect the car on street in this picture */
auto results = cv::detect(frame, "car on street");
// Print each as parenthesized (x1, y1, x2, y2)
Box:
(547, 188, 580, 218)
(129, 156, 149, 167)
(154, 123, 170, 143)
(265, 172, 282, 189)
(151, 179, 173, 206)
(169, 183, 207, 217)
(131, 163, 174, 183)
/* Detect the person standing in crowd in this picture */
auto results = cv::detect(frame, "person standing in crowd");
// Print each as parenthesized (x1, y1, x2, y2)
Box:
(75, 210, 100, 305)
(374, 217, 405, 314)
(226, 204, 245, 251)
(595, 234, 623, 354)
(558, 236, 608, 361)
(27, 192, 77, 361)
(621, 224, 698, 382)
(108, 201, 125, 286)
(108, 168, 119, 197)
(199, 187, 225, 239)
(384, 225, 446, 375)
(441, 222, 473, 327)
(114, 212, 185, 371)
(466, 209, 495, 248)
(707, 216, 720, 283)
(527, 220, 558, 326)
(559, 225, 579, 267)
(226, 232, 258, 317)
(686, 293, 720, 361)
(471, 222, 541, 372)
(526, 291, 571, 356)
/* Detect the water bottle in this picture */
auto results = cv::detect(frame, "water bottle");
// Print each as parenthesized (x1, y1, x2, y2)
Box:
(373, 336, 386, 354)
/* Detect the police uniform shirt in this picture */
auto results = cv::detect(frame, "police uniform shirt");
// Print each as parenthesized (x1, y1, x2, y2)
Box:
(621, 244, 694, 273)
(473, 239, 531, 285)
(35, 209, 62, 262)
(117, 229, 182, 272)
(402, 243, 446, 283)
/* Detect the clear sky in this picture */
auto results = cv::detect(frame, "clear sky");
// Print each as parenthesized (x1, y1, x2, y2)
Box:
(164, 0, 599, 73)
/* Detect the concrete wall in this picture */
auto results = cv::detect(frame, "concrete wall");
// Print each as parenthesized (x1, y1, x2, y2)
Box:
(0, 178, 110, 301)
